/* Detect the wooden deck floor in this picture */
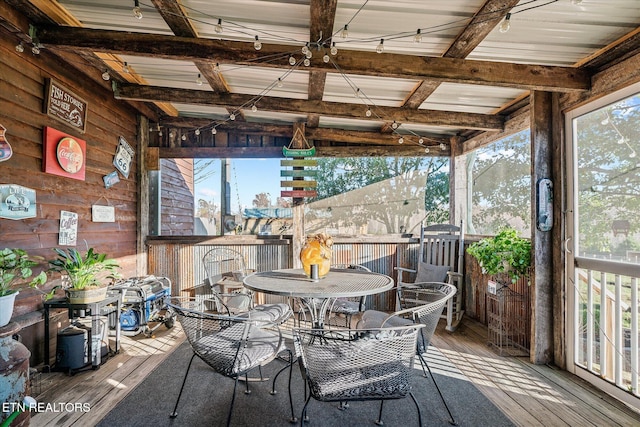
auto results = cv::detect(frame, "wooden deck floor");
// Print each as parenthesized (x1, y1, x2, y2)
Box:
(27, 318, 640, 427)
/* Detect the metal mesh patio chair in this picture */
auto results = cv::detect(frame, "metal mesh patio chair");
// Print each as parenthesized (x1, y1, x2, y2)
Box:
(202, 247, 292, 323)
(357, 282, 458, 425)
(167, 299, 296, 426)
(293, 325, 425, 427)
(395, 222, 464, 332)
(326, 264, 371, 328)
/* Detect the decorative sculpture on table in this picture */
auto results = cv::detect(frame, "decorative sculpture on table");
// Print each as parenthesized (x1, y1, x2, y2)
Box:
(299, 232, 333, 278)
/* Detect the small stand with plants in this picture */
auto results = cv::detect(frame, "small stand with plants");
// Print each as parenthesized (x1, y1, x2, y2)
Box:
(467, 227, 532, 355)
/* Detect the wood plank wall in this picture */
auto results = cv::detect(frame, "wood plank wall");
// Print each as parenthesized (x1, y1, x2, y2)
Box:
(160, 158, 195, 235)
(0, 30, 141, 365)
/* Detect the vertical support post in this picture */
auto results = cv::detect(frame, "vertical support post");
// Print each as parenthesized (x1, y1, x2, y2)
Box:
(137, 115, 149, 275)
(530, 91, 556, 364)
(221, 159, 231, 235)
(449, 136, 466, 228)
(291, 122, 306, 268)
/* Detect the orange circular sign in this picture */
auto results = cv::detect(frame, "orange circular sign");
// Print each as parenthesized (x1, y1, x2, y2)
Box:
(56, 137, 84, 174)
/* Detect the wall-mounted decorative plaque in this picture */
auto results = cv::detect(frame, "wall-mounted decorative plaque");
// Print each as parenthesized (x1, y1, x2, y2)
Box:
(59, 210, 78, 246)
(44, 78, 88, 133)
(43, 127, 86, 181)
(113, 136, 134, 178)
(0, 184, 36, 220)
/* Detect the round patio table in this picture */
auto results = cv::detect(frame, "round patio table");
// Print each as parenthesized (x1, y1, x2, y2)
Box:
(243, 267, 394, 328)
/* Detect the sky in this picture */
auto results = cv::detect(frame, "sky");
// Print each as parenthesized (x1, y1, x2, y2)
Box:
(195, 158, 282, 213)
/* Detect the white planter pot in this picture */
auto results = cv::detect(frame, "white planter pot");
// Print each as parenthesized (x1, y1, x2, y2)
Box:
(0, 291, 18, 327)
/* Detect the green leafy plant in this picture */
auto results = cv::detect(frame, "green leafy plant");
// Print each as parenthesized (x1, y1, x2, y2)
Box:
(467, 227, 532, 284)
(48, 248, 120, 291)
(0, 248, 47, 297)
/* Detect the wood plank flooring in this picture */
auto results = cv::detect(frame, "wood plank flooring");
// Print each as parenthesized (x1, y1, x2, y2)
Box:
(27, 317, 640, 426)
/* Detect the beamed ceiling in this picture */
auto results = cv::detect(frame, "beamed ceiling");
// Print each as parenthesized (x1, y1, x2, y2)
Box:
(3, 0, 640, 157)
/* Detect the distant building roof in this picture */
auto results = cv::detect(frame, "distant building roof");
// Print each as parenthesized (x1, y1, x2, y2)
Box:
(243, 208, 292, 219)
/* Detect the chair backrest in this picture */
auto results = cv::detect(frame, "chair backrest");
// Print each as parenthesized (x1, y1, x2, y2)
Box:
(418, 221, 464, 281)
(402, 282, 457, 349)
(202, 247, 248, 286)
(168, 299, 260, 377)
(292, 325, 424, 401)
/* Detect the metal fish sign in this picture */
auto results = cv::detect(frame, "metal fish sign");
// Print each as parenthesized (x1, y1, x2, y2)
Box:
(0, 125, 13, 162)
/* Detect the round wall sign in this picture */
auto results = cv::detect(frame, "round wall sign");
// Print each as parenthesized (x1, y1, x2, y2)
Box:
(56, 137, 84, 173)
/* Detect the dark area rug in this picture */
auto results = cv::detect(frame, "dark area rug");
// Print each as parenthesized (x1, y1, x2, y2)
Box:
(98, 341, 514, 427)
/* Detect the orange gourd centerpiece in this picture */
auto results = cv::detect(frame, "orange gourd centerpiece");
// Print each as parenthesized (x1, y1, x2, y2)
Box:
(300, 232, 333, 278)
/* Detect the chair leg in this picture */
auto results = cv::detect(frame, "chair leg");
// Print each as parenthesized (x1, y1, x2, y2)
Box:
(244, 373, 251, 394)
(270, 350, 297, 423)
(375, 400, 385, 425)
(228, 376, 240, 427)
(169, 352, 196, 418)
(417, 352, 457, 425)
(300, 394, 312, 425)
(409, 392, 423, 427)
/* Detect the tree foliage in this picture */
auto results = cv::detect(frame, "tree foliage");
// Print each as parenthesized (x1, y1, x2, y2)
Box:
(252, 192, 271, 208)
(309, 157, 449, 234)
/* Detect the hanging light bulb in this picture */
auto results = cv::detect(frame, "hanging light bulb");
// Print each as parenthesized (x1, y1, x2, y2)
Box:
(365, 107, 372, 117)
(31, 44, 40, 55)
(213, 63, 220, 73)
(229, 113, 236, 121)
(630, 151, 637, 158)
(301, 44, 310, 55)
(122, 62, 130, 73)
(601, 117, 610, 125)
(618, 137, 626, 144)
(424, 147, 430, 153)
(341, 25, 349, 39)
(323, 53, 330, 63)
(305, 50, 313, 59)
(195, 129, 201, 136)
(398, 137, 404, 144)
(418, 138, 424, 145)
(391, 121, 398, 129)
(251, 104, 258, 112)
(181, 134, 187, 141)
(132, 0, 143, 19)
(499, 13, 511, 33)
(303, 58, 310, 66)
(414, 29, 422, 43)
(15, 42, 24, 53)
(330, 42, 338, 56)
(277, 78, 284, 88)
(254, 36, 262, 51)
(102, 70, 110, 81)
(440, 143, 447, 150)
(289, 55, 296, 65)
(376, 39, 385, 54)
(355, 88, 361, 98)
(196, 73, 203, 86)
(211, 127, 217, 135)
(158, 128, 163, 137)
(215, 19, 223, 34)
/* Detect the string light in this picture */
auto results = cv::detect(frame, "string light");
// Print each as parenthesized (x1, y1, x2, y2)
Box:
(630, 151, 637, 158)
(214, 63, 220, 73)
(211, 127, 217, 135)
(418, 138, 424, 145)
(253, 36, 262, 51)
(355, 88, 361, 98)
(122, 62, 130, 73)
(391, 121, 398, 129)
(132, 0, 142, 19)
(31, 44, 40, 55)
(440, 143, 447, 150)
(414, 29, 422, 43)
(196, 73, 203, 85)
(303, 58, 310, 66)
(305, 50, 313, 59)
(398, 137, 404, 144)
(341, 25, 349, 39)
(424, 147, 430, 153)
(301, 44, 310, 55)
(102, 70, 110, 81)
(330, 42, 338, 56)
(277, 78, 284, 88)
(229, 113, 236, 121)
(618, 137, 626, 145)
(289, 55, 296, 65)
(365, 107, 372, 117)
(376, 39, 385, 54)
(323, 53, 330, 63)
(499, 13, 511, 33)
(215, 19, 223, 34)
(181, 134, 186, 141)
(251, 104, 258, 112)
(194, 129, 200, 136)
(15, 42, 24, 53)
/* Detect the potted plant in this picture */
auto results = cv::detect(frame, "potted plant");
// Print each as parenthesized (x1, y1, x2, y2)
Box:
(466, 227, 532, 287)
(0, 248, 48, 327)
(48, 248, 120, 304)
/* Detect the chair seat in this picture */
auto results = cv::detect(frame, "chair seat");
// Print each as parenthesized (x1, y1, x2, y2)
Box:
(308, 361, 411, 401)
(239, 303, 292, 324)
(331, 299, 360, 315)
(194, 323, 285, 376)
(356, 310, 414, 329)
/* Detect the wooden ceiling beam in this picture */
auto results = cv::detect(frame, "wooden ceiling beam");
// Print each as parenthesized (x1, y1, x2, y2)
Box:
(36, 25, 591, 92)
(115, 83, 505, 130)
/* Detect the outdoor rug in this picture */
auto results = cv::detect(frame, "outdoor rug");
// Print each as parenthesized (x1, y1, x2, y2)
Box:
(98, 341, 514, 427)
